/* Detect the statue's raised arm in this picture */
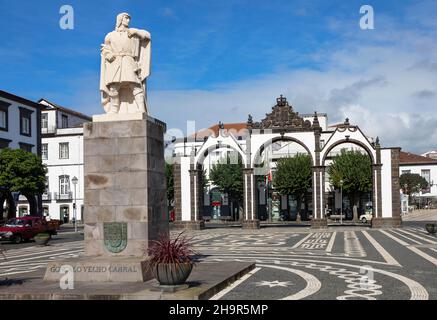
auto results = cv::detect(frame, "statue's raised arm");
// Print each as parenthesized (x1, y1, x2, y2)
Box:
(99, 13, 151, 115)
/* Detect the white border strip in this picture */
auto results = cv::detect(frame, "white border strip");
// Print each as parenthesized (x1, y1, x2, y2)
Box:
(362, 231, 400, 266)
(326, 232, 336, 253)
(397, 229, 437, 244)
(209, 267, 261, 300)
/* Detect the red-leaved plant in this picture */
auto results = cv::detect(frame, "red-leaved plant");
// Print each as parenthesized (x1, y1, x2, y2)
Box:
(147, 231, 198, 266)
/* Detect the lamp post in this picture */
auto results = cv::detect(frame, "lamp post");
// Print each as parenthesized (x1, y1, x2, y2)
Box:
(340, 179, 344, 225)
(72, 176, 78, 233)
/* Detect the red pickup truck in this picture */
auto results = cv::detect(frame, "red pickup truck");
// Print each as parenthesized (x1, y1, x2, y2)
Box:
(0, 216, 58, 244)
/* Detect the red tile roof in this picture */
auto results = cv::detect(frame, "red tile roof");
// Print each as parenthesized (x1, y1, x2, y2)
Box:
(191, 123, 248, 139)
(400, 151, 437, 165)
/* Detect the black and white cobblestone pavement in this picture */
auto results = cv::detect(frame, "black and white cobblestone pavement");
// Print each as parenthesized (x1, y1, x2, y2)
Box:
(0, 222, 436, 300)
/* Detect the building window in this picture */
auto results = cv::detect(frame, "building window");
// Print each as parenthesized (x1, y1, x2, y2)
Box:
(61, 114, 69, 128)
(402, 170, 411, 175)
(21, 117, 30, 135)
(41, 143, 48, 160)
(0, 100, 11, 131)
(0, 138, 11, 150)
(59, 175, 70, 195)
(0, 110, 6, 130)
(19, 142, 33, 153)
(41, 113, 48, 130)
(19, 107, 33, 137)
(421, 169, 431, 183)
(59, 142, 69, 159)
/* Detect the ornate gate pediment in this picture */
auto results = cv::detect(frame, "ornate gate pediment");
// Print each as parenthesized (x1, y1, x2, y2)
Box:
(247, 95, 314, 132)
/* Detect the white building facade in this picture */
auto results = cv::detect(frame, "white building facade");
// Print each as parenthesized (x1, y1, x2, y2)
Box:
(34, 99, 91, 222)
(399, 151, 437, 210)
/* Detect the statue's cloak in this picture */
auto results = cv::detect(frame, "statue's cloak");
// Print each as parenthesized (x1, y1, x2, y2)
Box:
(100, 32, 151, 112)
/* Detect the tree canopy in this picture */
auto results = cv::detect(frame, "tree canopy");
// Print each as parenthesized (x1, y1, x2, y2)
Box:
(209, 155, 243, 202)
(273, 153, 312, 198)
(272, 153, 312, 219)
(327, 149, 372, 205)
(0, 148, 47, 196)
(400, 173, 429, 195)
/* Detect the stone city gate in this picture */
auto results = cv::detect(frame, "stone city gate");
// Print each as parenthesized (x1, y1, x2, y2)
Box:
(172, 96, 402, 229)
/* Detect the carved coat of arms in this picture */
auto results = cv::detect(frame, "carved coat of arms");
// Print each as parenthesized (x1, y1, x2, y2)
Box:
(104, 222, 127, 253)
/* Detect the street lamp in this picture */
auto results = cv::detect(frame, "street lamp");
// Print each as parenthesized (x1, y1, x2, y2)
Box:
(72, 176, 78, 233)
(339, 179, 344, 225)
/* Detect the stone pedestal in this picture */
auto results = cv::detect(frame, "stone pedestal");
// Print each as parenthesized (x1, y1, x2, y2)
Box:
(44, 116, 169, 282)
(371, 217, 402, 228)
(44, 257, 152, 282)
(242, 219, 260, 229)
(311, 219, 328, 229)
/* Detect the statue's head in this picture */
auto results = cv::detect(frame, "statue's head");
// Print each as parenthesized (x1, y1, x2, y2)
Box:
(116, 12, 131, 30)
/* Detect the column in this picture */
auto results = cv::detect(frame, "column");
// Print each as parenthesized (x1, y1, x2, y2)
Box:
(183, 166, 205, 230)
(311, 127, 327, 228)
(173, 160, 182, 222)
(242, 168, 260, 229)
(311, 166, 327, 228)
(372, 164, 382, 218)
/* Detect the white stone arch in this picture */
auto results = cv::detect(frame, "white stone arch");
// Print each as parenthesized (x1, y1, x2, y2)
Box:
(320, 126, 376, 165)
(195, 131, 247, 166)
(250, 132, 316, 167)
(319, 125, 381, 222)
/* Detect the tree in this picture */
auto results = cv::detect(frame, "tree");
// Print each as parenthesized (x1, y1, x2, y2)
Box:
(400, 173, 428, 196)
(0, 148, 47, 216)
(209, 155, 244, 219)
(273, 154, 312, 220)
(327, 149, 372, 221)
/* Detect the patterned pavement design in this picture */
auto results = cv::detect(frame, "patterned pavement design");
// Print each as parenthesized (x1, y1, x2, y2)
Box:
(0, 226, 436, 300)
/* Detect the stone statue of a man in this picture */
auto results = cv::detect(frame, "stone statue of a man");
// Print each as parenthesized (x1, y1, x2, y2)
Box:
(100, 13, 151, 114)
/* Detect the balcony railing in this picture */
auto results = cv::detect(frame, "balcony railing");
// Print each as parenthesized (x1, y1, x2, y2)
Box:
(54, 192, 73, 201)
(41, 126, 57, 135)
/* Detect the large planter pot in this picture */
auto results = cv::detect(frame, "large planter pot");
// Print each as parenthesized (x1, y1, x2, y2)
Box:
(153, 262, 193, 286)
(34, 234, 51, 245)
(425, 224, 437, 235)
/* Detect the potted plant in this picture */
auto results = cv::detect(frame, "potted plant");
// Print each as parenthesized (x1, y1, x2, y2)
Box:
(34, 232, 51, 245)
(147, 232, 197, 286)
(425, 224, 437, 235)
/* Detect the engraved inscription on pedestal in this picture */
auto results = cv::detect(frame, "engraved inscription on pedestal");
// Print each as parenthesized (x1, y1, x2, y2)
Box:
(104, 222, 128, 253)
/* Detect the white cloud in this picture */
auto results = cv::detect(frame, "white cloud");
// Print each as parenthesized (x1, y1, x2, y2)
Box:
(59, 2, 437, 155)
(149, 31, 437, 154)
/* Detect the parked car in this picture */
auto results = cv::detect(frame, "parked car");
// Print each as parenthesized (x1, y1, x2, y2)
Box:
(0, 216, 58, 244)
(359, 212, 373, 223)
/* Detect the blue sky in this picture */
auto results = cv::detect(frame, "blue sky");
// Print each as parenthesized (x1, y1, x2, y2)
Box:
(1, 0, 436, 153)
